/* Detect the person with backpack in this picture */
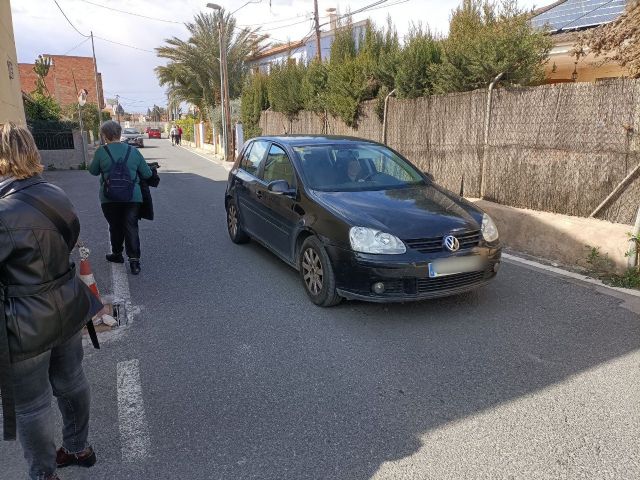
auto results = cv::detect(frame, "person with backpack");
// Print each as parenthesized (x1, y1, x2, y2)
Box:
(0, 122, 103, 480)
(89, 121, 153, 275)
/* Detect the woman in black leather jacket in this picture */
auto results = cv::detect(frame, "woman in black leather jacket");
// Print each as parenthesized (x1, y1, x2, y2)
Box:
(0, 123, 102, 480)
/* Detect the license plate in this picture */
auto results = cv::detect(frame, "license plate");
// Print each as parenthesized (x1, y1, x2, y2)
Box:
(428, 256, 485, 278)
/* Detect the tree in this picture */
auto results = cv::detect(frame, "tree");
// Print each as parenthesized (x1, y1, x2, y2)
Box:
(433, 0, 552, 93)
(302, 60, 329, 114)
(576, 0, 640, 78)
(395, 26, 442, 98)
(267, 61, 306, 121)
(155, 10, 266, 125)
(33, 55, 52, 95)
(241, 72, 270, 138)
(61, 102, 108, 138)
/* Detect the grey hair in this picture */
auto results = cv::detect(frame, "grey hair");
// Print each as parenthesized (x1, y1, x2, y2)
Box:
(100, 120, 122, 142)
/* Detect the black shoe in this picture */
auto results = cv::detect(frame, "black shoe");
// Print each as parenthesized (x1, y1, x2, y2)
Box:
(106, 253, 124, 263)
(56, 446, 97, 468)
(129, 260, 141, 275)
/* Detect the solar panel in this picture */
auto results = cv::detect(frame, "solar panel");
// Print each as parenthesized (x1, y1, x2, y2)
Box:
(531, 0, 627, 32)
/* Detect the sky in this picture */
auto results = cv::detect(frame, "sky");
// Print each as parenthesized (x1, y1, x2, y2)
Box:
(10, 0, 546, 114)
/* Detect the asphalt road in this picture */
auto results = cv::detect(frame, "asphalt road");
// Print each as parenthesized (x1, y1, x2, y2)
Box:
(2, 139, 639, 480)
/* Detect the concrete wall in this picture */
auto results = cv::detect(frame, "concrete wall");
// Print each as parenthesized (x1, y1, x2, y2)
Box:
(41, 130, 87, 170)
(472, 199, 632, 272)
(0, 0, 26, 124)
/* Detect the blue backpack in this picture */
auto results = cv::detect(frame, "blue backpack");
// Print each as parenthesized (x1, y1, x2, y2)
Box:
(103, 145, 136, 202)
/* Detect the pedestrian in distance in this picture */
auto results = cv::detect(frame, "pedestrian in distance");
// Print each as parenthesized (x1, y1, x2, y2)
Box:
(170, 125, 177, 146)
(177, 125, 183, 145)
(89, 120, 153, 275)
(0, 122, 103, 480)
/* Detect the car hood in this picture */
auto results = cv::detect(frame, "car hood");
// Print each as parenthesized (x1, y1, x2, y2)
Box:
(312, 184, 483, 238)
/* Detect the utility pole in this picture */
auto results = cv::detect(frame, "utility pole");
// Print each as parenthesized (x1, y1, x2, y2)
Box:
(115, 94, 120, 124)
(90, 31, 101, 141)
(221, 30, 232, 161)
(313, 0, 322, 61)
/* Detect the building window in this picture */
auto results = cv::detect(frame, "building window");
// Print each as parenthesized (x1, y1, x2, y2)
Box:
(6, 59, 14, 80)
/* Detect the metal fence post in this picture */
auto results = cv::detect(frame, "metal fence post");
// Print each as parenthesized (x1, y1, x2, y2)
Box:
(480, 72, 504, 199)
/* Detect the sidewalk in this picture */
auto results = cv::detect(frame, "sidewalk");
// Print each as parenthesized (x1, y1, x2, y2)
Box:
(177, 140, 233, 172)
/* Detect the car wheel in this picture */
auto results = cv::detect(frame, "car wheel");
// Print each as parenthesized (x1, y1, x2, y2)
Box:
(299, 236, 341, 307)
(226, 199, 249, 244)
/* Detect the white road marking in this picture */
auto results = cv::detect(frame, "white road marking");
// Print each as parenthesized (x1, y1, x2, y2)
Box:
(116, 359, 151, 461)
(502, 252, 640, 298)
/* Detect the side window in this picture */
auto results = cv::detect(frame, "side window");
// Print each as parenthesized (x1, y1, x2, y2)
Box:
(262, 144, 296, 187)
(241, 140, 268, 176)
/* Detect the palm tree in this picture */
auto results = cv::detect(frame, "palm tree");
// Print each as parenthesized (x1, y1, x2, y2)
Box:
(155, 10, 267, 125)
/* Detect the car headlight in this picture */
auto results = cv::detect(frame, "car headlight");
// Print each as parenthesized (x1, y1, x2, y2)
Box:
(349, 227, 406, 254)
(481, 213, 499, 242)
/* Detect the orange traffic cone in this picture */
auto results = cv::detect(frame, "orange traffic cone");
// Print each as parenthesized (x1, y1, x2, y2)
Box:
(78, 246, 116, 327)
(79, 246, 102, 300)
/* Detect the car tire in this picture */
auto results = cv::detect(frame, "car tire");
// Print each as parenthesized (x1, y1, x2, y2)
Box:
(299, 236, 342, 307)
(226, 199, 249, 244)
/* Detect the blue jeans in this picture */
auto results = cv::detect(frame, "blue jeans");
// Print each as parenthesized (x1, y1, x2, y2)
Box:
(11, 330, 91, 480)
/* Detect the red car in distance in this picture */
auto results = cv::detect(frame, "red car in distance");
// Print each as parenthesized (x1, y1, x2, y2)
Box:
(148, 128, 161, 139)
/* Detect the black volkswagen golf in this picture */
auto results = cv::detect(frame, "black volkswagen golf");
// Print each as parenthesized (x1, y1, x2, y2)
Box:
(225, 136, 501, 307)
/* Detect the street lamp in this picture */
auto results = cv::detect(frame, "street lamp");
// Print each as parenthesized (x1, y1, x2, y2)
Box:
(207, 3, 231, 160)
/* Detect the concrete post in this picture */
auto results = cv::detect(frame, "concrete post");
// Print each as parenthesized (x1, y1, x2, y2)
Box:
(198, 122, 205, 148)
(235, 122, 244, 157)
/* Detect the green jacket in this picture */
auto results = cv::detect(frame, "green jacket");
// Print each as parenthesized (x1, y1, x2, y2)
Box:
(89, 143, 152, 203)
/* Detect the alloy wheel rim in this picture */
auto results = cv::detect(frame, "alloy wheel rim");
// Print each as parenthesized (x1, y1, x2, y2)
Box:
(302, 248, 324, 295)
(228, 205, 238, 237)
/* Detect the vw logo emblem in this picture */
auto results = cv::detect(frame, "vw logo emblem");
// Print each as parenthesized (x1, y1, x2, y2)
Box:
(443, 235, 460, 252)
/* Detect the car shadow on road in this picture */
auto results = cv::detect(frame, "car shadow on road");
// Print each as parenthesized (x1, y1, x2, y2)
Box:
(39, 169, 640, 479)
(144, 172, 638, 479)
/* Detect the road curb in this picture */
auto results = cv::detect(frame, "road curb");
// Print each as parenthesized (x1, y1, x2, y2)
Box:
(502, 252, 640, 298)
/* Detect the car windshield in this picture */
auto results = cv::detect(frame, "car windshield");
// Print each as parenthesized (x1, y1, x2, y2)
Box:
(150, 129, 159, 132)
(293, 143, 426, 192)
(123, 129, 138, 134)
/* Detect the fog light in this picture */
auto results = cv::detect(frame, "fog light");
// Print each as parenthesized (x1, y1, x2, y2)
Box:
(372, 282, 386, 294)
(493, 262, 500, 272)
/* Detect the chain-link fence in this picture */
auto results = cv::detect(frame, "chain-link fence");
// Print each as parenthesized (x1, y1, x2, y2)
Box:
(260, 78, 640, 225)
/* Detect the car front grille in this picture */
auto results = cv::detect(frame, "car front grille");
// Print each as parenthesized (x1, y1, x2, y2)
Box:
(416, 271, 485, 293)
(404, 230, 481, 254)
(371, 271, 486, 297)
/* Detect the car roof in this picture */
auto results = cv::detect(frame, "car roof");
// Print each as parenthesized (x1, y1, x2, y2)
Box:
(251, 135, 381, 147)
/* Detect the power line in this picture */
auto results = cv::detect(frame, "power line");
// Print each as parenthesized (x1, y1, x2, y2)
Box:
(78, 0, 184, 24)
(238, 12, 313, 28)
(94, 36, 155, 53)
(53, 0, 89, 37)
(62, 37, 90, 55)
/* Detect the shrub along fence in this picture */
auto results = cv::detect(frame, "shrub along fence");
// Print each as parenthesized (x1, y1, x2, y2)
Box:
(260, 78, 640, 225)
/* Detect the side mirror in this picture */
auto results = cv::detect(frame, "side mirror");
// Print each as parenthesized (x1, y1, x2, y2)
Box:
(267, 180, 295, 196)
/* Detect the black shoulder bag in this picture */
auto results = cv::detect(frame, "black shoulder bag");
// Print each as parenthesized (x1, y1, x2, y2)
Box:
(12, 191, 100, 350)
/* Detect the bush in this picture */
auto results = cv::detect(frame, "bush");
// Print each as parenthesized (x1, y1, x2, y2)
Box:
(433, 0, 552, 93)
(23, 93, 61, 121)
(61, 103, 109, 139)
(395, 27, 442, 98)
(267, 61, 306, 121)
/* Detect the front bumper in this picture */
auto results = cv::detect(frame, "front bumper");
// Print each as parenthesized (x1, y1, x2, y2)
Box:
(326, 245, 501, 303)
(122, 138, 143, 147)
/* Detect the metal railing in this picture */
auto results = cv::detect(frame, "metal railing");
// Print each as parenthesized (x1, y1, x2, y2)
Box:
(32, 131, 75, 151)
